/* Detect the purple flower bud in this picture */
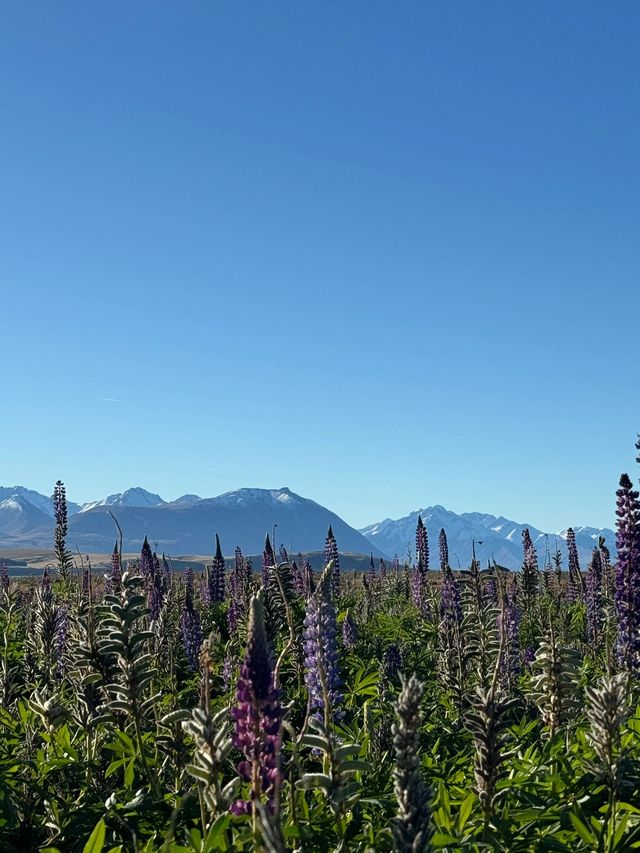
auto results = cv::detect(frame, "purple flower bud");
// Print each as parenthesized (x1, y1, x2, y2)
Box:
(303, 575, 343, 721)
(499, 581, 521, 682)
(615, 474, 640, 670)
(521, 529, 539, 605)
(382, 644, 403, 684)
(416, 516, 429, 576)
(140, 536, 154, 578)
(586, 547, 603, 644)
(439, 528, 449, 572)
(440, 568, 462, 625)
(262, 534, 275, 588)
(200, 572, 210, 607)
(324, 526, 340, 599)
(181, 576, 202, 671)
(342, 612, 357, 649)
(230, 593, 282, 814)
(209, 534, 226, 604)
(566, 528, 584, 602)
(55, 604, 68, 678)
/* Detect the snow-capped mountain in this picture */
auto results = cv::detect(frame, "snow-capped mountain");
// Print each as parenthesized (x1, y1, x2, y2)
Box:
(0, 483, 616, 569)
(359, 505, 615, 570)
(0, 486, 80, 518)
(0, 485, 382, 557)
(79, 487, 165, 513)
(0, 495, 53, 538)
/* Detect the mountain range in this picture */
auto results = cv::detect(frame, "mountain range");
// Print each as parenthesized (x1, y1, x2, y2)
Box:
(359, 505, 615, 571)
(0, 485, 616, 570)
(0, 486, 383, 557)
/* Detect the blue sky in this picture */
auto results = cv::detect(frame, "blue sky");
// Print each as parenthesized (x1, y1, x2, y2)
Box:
(1, 2, 639, 531)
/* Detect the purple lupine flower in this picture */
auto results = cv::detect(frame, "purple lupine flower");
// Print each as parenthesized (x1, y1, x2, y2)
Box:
(52, 480, 73, 579)
(324, 526, 340, 599)
(228, 578, 242, 634)
(230, 592, 282, 815)
(52, 481, 67, 531)
(485, 576, 498, 604)
(209, 534, 226, 604)
(41, 566, 52, 602)
(439, 528, 449, 572)
(180, 600, 202, 672)
(184, 565, 195, 596)
(392, 555, 400, 576)
(55, 604, 68, 678)
(342, 612, 357, 649)
(303, 572, 343, 721)
(367, 554, 376, 583)
(586, 547, 603, 644)
(381, 644, 403, 684)
(566, 528, 583, 602)
(416, 516, 429, 576)
(614, 474, 640, 671)
(379, 558, 387, 578)
(140, 536, 154, 578)
(599, 537, 612, 599)
(262, 534, 275, 587)
(499, 581, 521, 683)
(199, 572, 210, 607)
(521, 529, 539, 606)
(523, 645, 536, 669)
(440, 568, 462, 625)
(233, 546, 250, 601)
(411, 569, 425, 613)
(542, 549, 552, 593)
(291, 560, 305, 596)
(0, 560, 8, 593)
(234, 546, 245, 582)
(181, 577, 203, 671)
(278, 545, 289, 564)
(302, 558, 313, 598)
(148, 573, 164, 621)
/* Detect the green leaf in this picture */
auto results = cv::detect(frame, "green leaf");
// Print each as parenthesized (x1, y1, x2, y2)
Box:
(83, 818, 106, 853)
(204, 813, 232, 850)
(297, 773, 333, 791)
(457, 793, 475, 829)
(569, 813, 597, 846)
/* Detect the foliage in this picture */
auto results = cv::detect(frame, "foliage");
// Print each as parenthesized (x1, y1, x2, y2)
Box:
(1, 467, 640, 852)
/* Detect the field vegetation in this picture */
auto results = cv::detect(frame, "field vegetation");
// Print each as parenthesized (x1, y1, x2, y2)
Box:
(1, 452, 640, 852)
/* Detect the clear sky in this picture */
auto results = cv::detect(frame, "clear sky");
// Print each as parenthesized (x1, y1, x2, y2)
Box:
(1, 2, 639, 532)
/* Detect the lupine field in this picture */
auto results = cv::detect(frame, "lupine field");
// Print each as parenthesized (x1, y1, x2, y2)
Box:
(2, 448, 640, 853)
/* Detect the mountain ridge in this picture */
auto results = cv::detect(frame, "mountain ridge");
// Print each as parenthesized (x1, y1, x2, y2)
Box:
(0, 484, 617, 569)
(359, 504, 615, 570)
(0, 485, 383, 558)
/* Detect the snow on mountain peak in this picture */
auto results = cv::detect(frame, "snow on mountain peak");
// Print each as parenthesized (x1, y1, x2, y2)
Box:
(79, 487, 165, 513)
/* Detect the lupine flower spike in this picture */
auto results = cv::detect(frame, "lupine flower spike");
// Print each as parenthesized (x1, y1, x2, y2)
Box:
(230, 591, 282, 816)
